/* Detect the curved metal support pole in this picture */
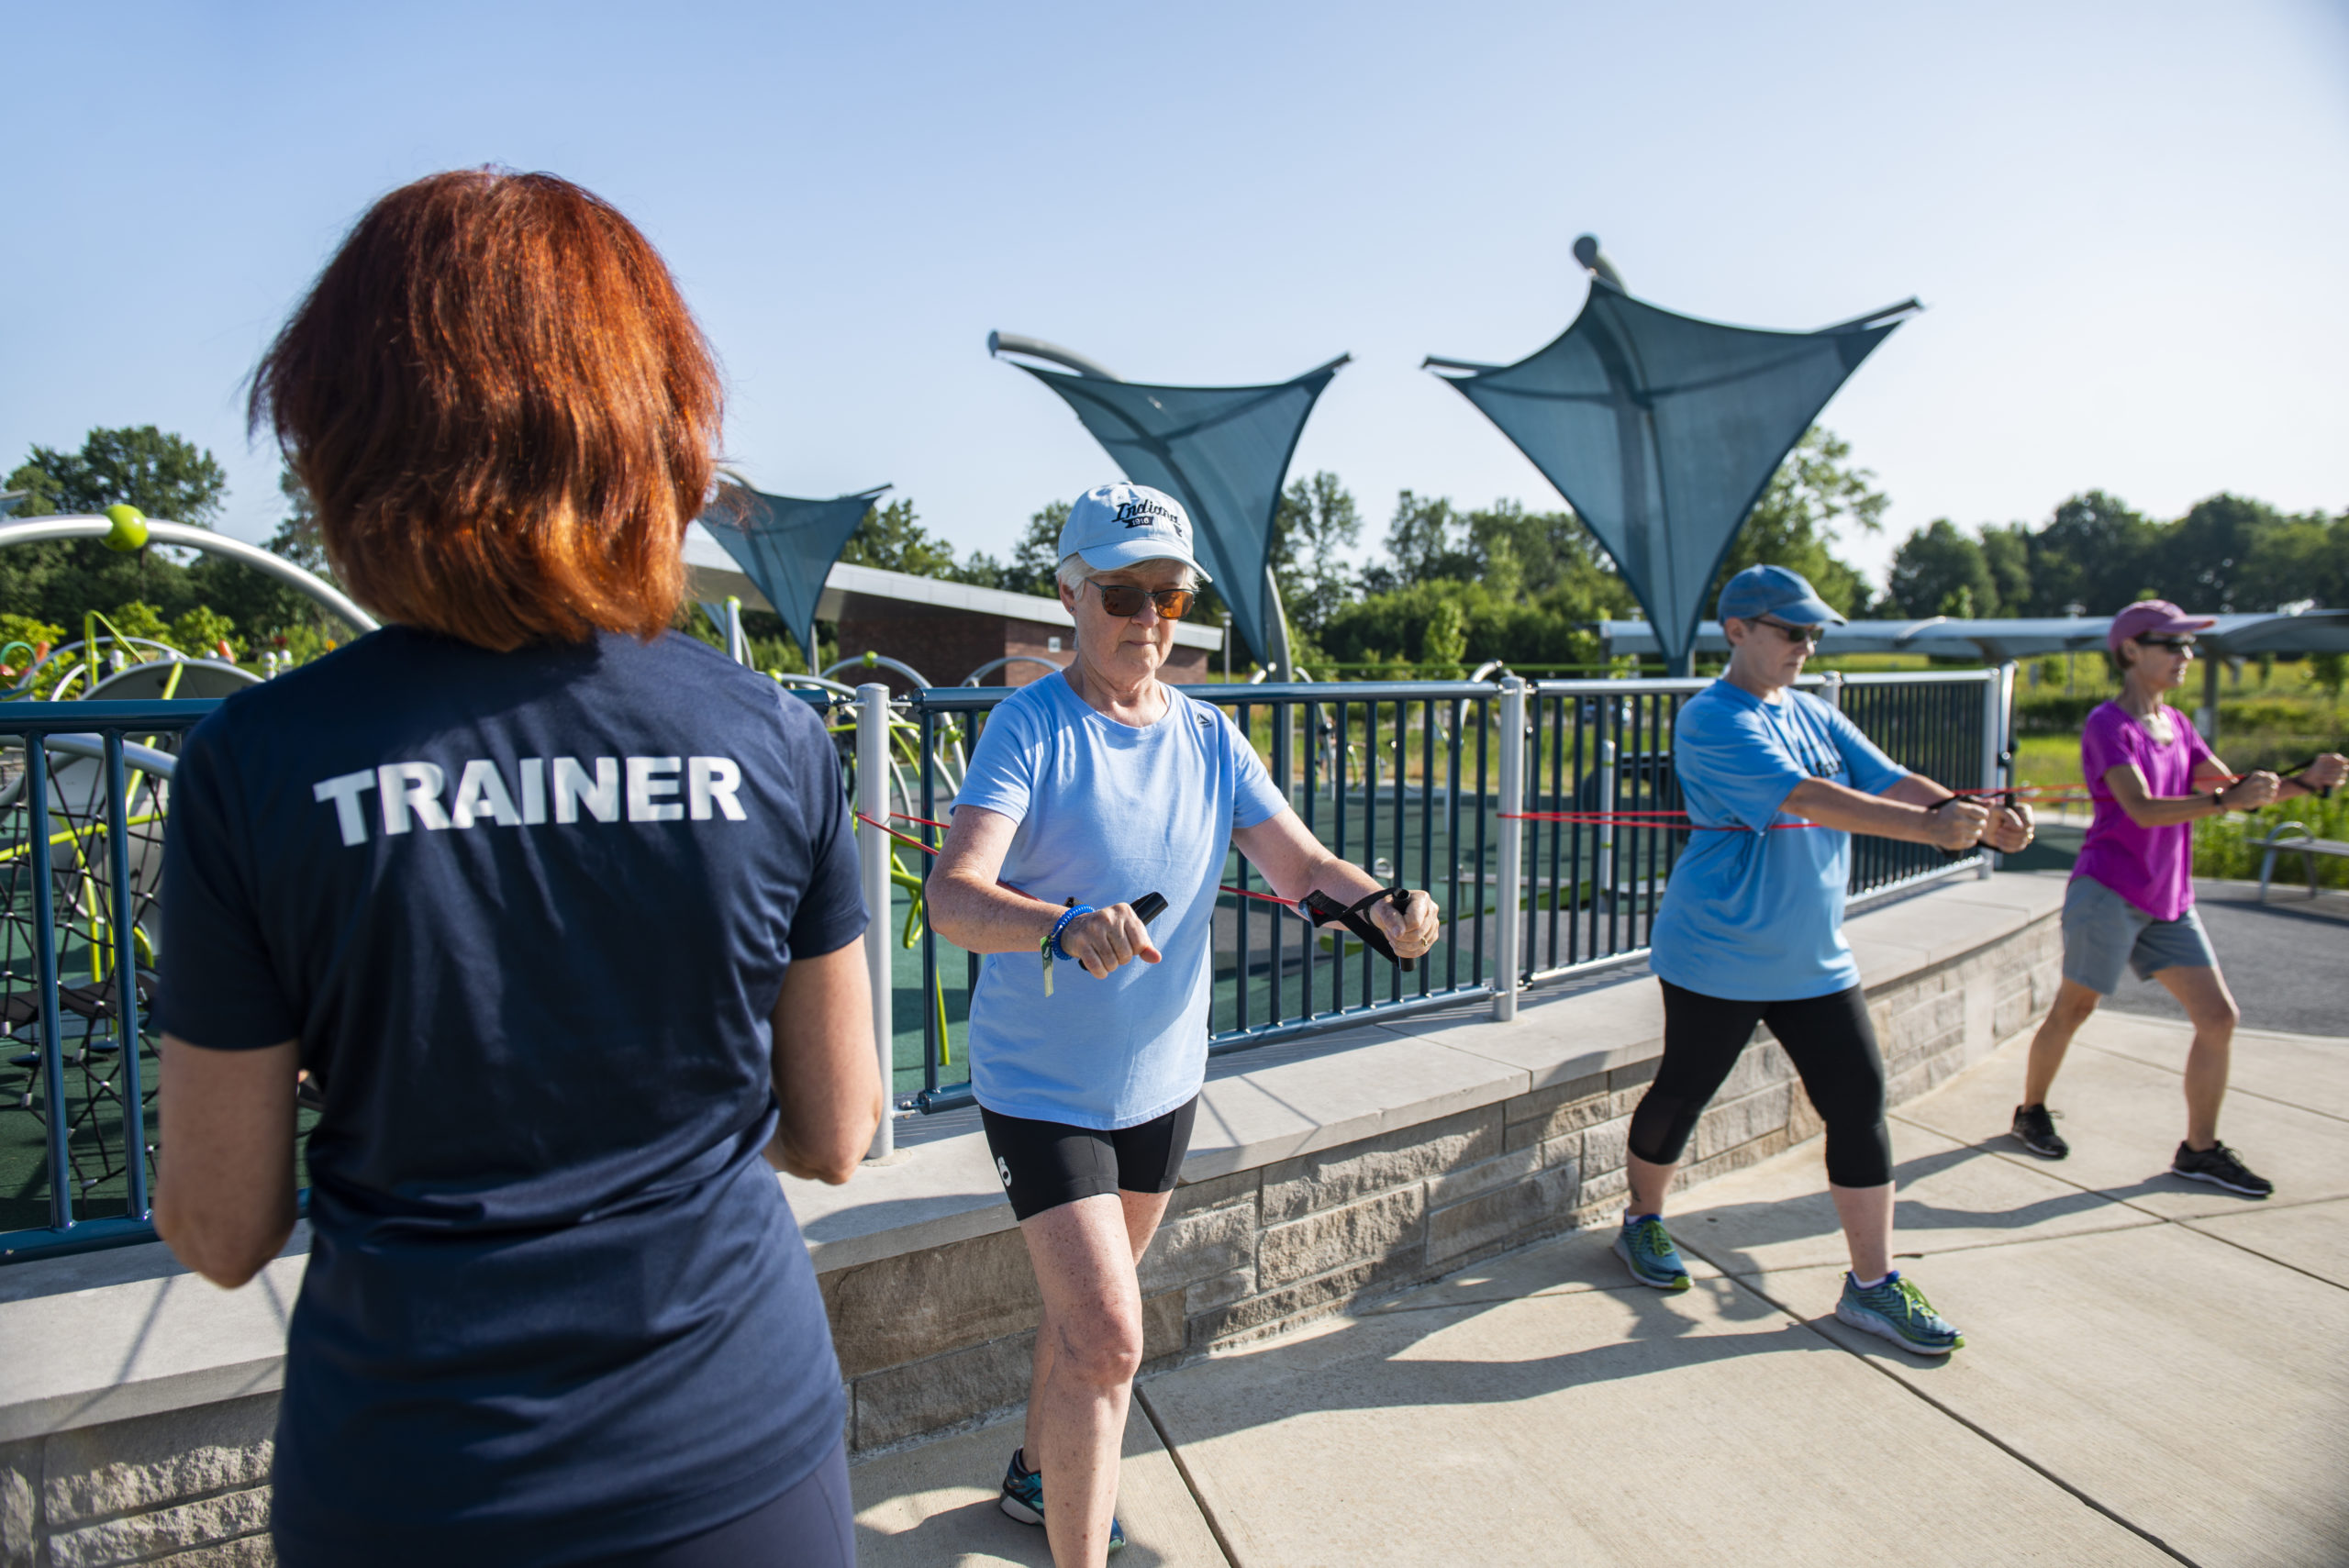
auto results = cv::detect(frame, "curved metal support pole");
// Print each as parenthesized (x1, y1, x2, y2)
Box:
(960, 654, 1065, 686)
(824, 651, 935, 691)
(0, 516, 378, 633)
(42, 733, 180, 778)
(773, 673, 863, 698)
(986, 330, 1122, 382)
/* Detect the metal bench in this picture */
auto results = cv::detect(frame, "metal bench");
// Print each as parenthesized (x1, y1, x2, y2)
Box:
(2255, 821, 2349, 901)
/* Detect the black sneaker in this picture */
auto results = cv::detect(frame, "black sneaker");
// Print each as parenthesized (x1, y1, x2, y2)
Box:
(2010, 1104, 2068, 1159)
(2170, 1140, 2274, 1198)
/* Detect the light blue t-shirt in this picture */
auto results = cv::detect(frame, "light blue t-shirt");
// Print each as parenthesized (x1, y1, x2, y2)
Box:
(953, 675, 1288, 1129)
(1649, 681, 1907, 1002)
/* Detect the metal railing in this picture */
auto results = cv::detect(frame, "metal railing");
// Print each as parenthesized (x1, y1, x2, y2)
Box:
(0, 701, 212, 1262)
(0, 671, 2008, 1259)
(874, 667, 2008, 1111)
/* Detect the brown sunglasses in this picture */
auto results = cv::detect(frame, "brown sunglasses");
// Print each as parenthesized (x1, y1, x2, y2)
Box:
(1085, 582, 1197, 620)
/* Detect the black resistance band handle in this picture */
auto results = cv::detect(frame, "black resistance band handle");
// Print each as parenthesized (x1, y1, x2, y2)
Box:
(1930, 792, 2017, 862)
(1301, 884, 1418, 973)
(1130, 892, 1168, 926)
(2277, 757, 2334, 801)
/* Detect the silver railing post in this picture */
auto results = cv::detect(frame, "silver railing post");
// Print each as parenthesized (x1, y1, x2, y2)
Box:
(1596, 735, 1617, 906)
(857, 684, 895, 1158)
(1493, 676, 1526, 1021)
(1981, 663, 2014, 880)
(727, 596, 750, 666)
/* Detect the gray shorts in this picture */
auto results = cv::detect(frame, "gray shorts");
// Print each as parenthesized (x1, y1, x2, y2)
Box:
(2060, 874, 2218, 995)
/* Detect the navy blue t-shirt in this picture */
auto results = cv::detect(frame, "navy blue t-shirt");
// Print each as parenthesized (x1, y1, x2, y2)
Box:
(154, 626, 865, 1566)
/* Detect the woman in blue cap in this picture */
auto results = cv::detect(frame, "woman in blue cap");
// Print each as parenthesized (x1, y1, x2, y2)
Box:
(1611, 565, 2033, 1356)
(930, 482, 1439, 1566)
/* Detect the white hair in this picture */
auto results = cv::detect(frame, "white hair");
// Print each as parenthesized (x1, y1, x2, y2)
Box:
(1057, 554, 1197, 595)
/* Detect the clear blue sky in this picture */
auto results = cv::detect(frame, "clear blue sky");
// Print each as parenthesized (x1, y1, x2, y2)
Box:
(5, 0, 2345, 589)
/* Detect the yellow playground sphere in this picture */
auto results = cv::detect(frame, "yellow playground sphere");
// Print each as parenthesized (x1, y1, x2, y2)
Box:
(102, 504, 149, 553)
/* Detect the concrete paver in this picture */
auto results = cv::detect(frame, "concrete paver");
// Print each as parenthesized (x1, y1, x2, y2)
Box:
(1359, 1220, 1721, 1316)
(1138, 1270, 2172, 1568)
(1669, 1116, 2156, 1276)
(2069, 1012, 2349, 1125)
(1895, 1032, 2349, 1219)
(852, 1402, 1227, 1567)
(1753, 1224, 2349, 1568)
(2184, 1195, 2349, 1289)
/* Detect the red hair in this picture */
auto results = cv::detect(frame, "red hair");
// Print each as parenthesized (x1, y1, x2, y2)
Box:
(250, 169, 721, 650)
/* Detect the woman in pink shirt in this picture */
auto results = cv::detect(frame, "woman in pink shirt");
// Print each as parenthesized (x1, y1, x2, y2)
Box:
(2010, 601, 2345, 1195)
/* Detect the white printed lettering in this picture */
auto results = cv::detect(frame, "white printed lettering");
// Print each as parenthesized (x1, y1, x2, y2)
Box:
(519, 758, 547, 825)
(688, 756, 746, 821)
(553, 757, 619, 824)
(377, 762, 450, 835)
(627, 756, 684, 822)
(451, 760, 522, 828)
(313, 770, 378, 847)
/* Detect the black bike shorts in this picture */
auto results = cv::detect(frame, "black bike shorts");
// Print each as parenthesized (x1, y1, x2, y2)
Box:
(978, 1096, 1199, 1222)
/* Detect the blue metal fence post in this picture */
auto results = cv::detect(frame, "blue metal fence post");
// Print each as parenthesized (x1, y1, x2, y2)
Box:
(24, 739, 72, 1230)
(105, 733, 150, 1218)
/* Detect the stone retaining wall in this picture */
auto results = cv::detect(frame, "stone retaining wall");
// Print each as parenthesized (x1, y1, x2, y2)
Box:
(2, 1396, 276, 1567)
(827, 904, 2061, 1454)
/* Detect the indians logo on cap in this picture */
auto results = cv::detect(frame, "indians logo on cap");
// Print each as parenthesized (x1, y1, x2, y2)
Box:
(1115, 496, 1188, 540)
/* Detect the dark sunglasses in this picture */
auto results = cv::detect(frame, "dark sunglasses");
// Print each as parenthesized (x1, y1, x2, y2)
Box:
(1085, 582, 1197, 620)
(1753, 617, 1826, 647)
(2136, 635, 2196, 653)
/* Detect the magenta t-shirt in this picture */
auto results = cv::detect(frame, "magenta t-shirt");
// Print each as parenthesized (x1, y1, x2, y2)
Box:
(2073, 701, 2214, 921)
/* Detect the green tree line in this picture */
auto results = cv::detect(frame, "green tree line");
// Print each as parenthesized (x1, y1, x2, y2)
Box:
(1886, 492, 2349, 620)
(13, 423, 2337, 681)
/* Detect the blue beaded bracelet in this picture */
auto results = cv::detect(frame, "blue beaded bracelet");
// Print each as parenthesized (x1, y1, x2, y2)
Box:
(1048, 905, 1095, 961)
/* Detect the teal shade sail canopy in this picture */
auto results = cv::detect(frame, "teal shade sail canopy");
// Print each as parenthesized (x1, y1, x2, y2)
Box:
(1433, 280, 1914, 673)
(1008, 355, 1348, 668)
(697, 482, 889, 661)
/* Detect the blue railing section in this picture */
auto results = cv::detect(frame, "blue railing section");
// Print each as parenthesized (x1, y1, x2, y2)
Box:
(1, 701, 214, 1262)
(880, 669, 2002, 1112)
(0, 672, 2002, 1256)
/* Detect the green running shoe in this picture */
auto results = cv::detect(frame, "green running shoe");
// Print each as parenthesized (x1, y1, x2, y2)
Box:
(1613, 1215, 1692, 1291)
(1836, 1271, 1964, 1356)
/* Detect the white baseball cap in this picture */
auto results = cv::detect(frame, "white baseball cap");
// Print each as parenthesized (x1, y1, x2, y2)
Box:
(1057, 483, 1211, 582)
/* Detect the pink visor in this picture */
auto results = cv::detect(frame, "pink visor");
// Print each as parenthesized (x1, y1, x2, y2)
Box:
(2107, 600, 2214, 652)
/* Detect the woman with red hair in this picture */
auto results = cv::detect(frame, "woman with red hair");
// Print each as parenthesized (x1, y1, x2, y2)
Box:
(152, 170, 879, 1566)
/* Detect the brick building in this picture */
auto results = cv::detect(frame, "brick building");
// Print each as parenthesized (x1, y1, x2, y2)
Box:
(684, 538, 1223, 692)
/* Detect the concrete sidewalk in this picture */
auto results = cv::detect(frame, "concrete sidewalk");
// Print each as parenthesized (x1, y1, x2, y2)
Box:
(850, 1011, 2349, 1566)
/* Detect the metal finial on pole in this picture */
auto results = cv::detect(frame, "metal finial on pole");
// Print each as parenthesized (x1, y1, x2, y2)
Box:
(1573, 234, 1626, 291)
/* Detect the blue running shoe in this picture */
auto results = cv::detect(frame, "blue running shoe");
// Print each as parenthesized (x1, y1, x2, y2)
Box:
(1000, 1449, 1124, 1555)
(1613, 1215, 1692, 1291)
(1836, 1271, 1964, 1356)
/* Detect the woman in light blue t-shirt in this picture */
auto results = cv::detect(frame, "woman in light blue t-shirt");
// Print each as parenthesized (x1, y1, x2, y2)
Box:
(930, 483, 1439, 1566)
(1618, 566, 2031, 1360)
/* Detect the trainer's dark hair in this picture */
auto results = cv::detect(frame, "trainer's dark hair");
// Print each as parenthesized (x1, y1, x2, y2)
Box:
(250, 169, 720, 650)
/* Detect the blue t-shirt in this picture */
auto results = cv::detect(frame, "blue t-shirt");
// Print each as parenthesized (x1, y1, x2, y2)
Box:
(953, 675, 1287, 1129)
(1648, 682, 1906, 1002)
(154, 626, 865, 1567)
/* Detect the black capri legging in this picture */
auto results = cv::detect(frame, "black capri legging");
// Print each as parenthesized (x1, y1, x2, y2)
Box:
(1628, 980, 1894, 1189)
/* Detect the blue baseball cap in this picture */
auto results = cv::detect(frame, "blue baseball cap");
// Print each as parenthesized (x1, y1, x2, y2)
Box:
(1716, 565, 1845, 628)
(1057, 483, 1211, 582)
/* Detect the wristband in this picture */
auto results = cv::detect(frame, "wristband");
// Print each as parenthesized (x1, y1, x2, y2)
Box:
(1047, 905, 1094, 962)
(2210, 787, 2229, 814)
